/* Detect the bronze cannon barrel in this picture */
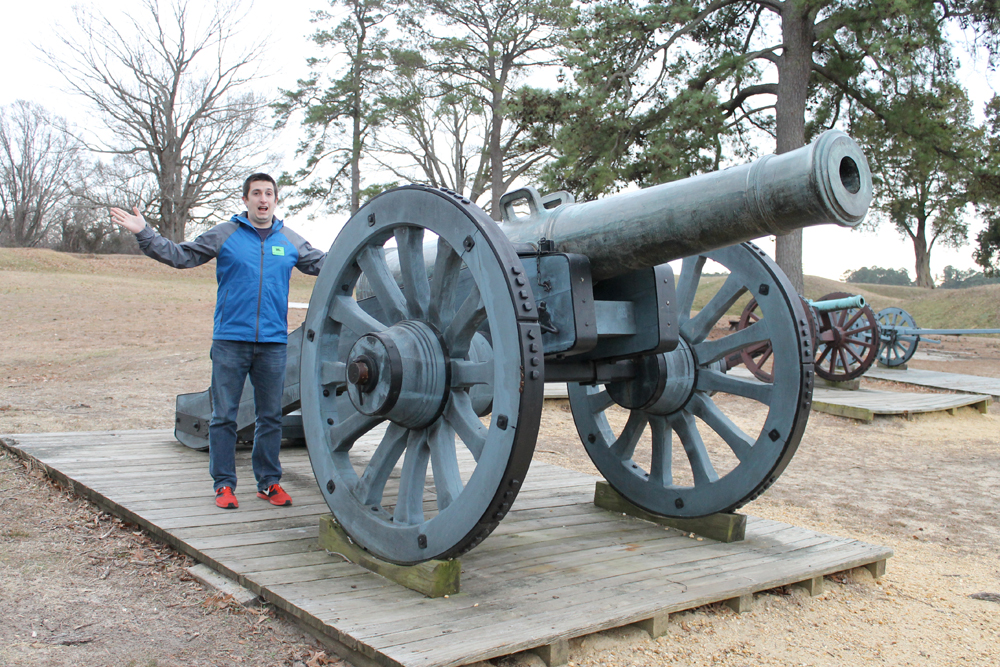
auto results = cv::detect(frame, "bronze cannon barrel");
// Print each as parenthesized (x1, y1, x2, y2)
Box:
(497, 130, 871, 281)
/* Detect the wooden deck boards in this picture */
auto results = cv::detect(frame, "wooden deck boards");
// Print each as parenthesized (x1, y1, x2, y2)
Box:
(1, 429, 892, 667)
(865, 367, 1000, 400)
(810, 386, 992, 421)
(728, 367, 993, 421)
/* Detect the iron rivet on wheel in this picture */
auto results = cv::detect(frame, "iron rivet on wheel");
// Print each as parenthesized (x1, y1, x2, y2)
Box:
(367, 213, 376, 227)
(463, 235, 475, 251)
(323, 389, 330, 397)
(587, 433, 596, 443)
(530, 370, 539, 379)
(307, 329, 315, 341)
(768, 429, 780, 441)
(758, 284, 770, 295)
(675, 498, 684, 509)
(327, 418, 334, 425)
(418, 534, 427, 549)
(326, 480, 336, 493)
(496, 414, 508, 430)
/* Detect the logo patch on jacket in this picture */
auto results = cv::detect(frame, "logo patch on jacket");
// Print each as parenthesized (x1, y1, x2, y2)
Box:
(271, 245, 285, 256)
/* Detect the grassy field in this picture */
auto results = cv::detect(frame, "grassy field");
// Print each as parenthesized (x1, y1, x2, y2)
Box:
(3, 247, 997, 332)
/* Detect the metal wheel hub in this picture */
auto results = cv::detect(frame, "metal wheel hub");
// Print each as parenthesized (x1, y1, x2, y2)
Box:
(346, 321, 449, 429)
(607, 338, 696, 415)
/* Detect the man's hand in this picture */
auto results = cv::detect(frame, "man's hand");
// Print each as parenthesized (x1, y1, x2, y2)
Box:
(109, 206, 147, 234)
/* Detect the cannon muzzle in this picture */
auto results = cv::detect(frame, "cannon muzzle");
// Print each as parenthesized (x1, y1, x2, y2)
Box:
(498, 130, 871, 281)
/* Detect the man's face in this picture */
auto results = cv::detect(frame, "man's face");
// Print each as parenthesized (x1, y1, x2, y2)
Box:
(243, 180, 277, 227)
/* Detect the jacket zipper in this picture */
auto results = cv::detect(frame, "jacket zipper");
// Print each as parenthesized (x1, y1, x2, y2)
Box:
(255, 235, 265, 342)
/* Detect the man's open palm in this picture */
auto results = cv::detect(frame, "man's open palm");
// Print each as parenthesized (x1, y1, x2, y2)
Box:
(109, 206, 146, 234)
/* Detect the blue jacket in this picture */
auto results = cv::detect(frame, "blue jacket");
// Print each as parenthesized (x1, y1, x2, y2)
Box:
(135, 214, 326, 343)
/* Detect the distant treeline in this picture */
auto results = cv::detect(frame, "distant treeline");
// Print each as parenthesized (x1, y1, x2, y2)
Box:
(843, 265, 1000, 288)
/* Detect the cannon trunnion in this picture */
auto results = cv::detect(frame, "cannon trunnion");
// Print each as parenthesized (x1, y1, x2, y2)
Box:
(298, 131, 873, 564)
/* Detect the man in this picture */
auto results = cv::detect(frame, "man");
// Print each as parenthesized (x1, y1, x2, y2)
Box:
(110, 173, 326, 509)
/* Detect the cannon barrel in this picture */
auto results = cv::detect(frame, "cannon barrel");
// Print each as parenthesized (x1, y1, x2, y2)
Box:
(498, 130, 871, 281)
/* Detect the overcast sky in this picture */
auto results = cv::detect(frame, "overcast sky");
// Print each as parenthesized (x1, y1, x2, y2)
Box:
(5, 0, 998, 283)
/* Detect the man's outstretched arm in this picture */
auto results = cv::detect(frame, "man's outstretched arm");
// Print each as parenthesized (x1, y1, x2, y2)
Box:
(110, 206, 233, 269)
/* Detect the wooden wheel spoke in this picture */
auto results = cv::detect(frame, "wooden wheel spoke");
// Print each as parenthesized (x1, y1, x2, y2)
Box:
(610, 411, 648, 461)
(428, 238, 462, 329)
(648, 416, 672, 486)
(675, 255, 706, 325)
(445, 283, 486, 358)
(837, 346, 853, 371)
(815, 342, 834, 366)
(681, 273, 747, 343)
(450, 360, 493, 388)
(588, 389, 615, 414)
(688, 393, 753, 463)
(443, 391, 486, 461)
(355, 423, 408, 505)
(320, 361, 347, 387)
(842, 344, 865, 364)
(394, 430, 430, 525)
(331, 295, 387, 335)
(668, 412, 720, 486)
(696, 368, 773, 404)
(428, 419, 463, 511)
(693, 319, 770, 366)
(328, 412, 384, 453)
(395, 226, 430, 321)
(358, 245, 407, 324)
(841, 309, 864, 330)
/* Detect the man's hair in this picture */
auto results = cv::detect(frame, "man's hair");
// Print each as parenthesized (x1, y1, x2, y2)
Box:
(242, 173, 277, 199)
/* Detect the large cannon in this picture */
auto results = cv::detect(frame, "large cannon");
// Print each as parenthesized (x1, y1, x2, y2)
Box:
(293, 129, 872, 564)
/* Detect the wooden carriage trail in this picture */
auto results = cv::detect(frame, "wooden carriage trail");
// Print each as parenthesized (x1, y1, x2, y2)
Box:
(1, 429, 892, 667)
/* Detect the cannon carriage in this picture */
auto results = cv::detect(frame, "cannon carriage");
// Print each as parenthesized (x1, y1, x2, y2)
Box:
(288, 130, 873, 565)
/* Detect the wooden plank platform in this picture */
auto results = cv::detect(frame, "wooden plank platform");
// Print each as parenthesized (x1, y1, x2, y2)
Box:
(728, 367, 992, 421)
(865, 367, 1000, 400)
(810, 386, 992, 422)
(1, 430, 892, 667)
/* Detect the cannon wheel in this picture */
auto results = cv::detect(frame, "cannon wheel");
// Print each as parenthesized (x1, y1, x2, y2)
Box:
(735, 295, 815, 382)
(876, 307, 919, 367)
(812, 291, 879, 382)
(568, 243, 813, 518)
(299, 185, 544, 564)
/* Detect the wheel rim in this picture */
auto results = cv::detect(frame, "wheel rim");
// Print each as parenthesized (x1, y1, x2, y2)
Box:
(813, 291, 879, 382)
(876, 307, 918, 367)
(569, 243, 813, 518)
(300, 185, 543, 564)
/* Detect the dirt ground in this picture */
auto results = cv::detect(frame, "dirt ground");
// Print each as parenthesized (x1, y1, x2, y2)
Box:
(2, 249, 999, 667)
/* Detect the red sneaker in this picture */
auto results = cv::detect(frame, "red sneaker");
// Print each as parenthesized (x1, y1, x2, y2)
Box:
(257, 483, 292, 506)
(215, 486, 238, 509)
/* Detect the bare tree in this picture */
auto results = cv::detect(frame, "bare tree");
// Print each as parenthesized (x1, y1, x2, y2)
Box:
(0, 101, 83, 248)
(41, 0, 272, 242)
(401, 0, 576, 218)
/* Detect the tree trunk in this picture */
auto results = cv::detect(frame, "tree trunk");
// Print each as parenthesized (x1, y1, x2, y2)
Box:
(352, 108, 362, 216)
(912, 227, 934, 288)
(489, 90, 504, 221)
(772, 1, 814, 295)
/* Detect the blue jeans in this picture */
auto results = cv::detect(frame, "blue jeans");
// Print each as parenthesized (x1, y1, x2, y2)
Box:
(208, 339, 286, 493)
